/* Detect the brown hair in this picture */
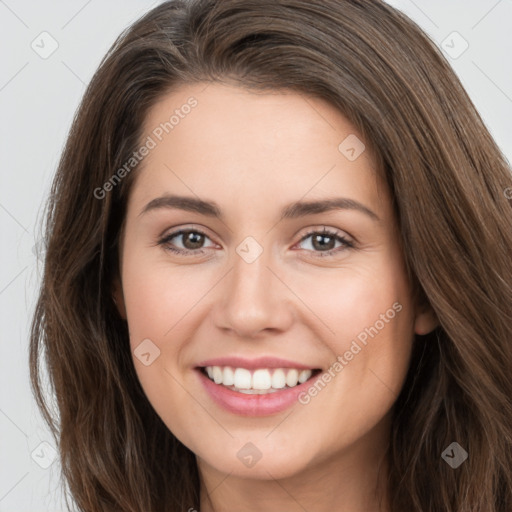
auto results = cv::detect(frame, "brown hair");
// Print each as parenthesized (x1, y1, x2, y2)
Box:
(30, 0, 512, 510)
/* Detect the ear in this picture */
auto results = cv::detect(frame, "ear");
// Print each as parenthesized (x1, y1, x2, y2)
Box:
(112, 276, 127, 320)
(413, 300, 439, 335)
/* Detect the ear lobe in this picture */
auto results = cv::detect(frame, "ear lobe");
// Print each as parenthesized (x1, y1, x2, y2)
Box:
(413, 303, 439, 335)
(112, 277, 127, 320)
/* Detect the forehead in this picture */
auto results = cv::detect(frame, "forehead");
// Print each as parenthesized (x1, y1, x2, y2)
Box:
(128, 82, 389, 222)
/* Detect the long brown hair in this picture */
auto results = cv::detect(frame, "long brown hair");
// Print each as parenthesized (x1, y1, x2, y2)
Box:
(30, 1, 512, 510)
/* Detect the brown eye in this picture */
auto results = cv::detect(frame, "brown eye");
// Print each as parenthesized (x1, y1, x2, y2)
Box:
(311, 233, 337, 251)
(158, 228, 216, 256)
(180, 231, 206, 250)
(296, 228, 354, 257)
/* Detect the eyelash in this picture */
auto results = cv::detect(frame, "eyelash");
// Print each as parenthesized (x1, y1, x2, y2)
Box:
(157, 227, 354, 258)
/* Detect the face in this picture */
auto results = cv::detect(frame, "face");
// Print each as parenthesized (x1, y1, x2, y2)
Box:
(114, 82, 437, 483)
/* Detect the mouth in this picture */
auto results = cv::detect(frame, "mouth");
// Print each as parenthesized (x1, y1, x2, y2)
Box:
(194, 360, 323, 416)
(198, 365, 322, 394)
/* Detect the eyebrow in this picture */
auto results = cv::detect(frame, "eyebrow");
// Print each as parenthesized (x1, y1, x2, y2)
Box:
(138, 194, 380, 222)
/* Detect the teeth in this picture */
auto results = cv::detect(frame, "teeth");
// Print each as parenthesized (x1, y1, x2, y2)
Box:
(252, 369, 272, 390)
(233, 368, 252, 389)
(271, 369, 286, 389)
(222, 366, 234, 386)
(298, 370, 311, 384)
(238, 388, 280, 394)
(286, 369, 299, 387)
(203, 366, 314, 392)
(212, 366, 223, 384)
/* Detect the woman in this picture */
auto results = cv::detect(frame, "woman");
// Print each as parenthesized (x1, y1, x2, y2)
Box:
(30, 0, 512, 511)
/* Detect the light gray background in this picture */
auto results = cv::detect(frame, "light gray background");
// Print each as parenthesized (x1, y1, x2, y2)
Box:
(0, 1, 511, 510)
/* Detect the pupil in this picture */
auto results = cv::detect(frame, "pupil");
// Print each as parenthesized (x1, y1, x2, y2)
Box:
(185, 231, 204, 249)
(313, 234, 334, 251)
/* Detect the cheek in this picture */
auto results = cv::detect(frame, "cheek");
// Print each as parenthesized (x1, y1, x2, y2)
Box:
(119, 251, 204, 438)
(120, 248, 214, 346)
(317, 258, 414, 418)
(287, 252, 413, 346)
(119, 248, 219, 421)
(292, 251, 415, 400)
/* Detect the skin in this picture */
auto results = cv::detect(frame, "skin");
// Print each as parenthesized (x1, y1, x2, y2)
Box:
(113, 82, 439, 512)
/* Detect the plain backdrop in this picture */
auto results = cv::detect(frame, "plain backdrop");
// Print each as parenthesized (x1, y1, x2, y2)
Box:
(0, 1, 511, 510)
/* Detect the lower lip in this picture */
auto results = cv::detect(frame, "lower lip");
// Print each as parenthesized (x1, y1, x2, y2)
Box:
(196, 369, 321, 416)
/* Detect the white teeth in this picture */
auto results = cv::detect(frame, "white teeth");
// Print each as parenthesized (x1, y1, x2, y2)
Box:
(298, 370, 311, 383)
(271, 369, 286, 389)
(286, 369, 299, 387)
(212, 366, 223, 384)
(237, 388, 280, 394)
(222, 366, 234, 386)
(252, 369, 272, 390)
(203, 366, 315, 392)
(233, 368, 252, 389)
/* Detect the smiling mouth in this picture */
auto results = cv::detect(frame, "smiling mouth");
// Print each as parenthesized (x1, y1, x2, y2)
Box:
(198, 366, 322, 394)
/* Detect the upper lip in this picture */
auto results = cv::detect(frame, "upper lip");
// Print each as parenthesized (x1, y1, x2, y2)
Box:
(196, 356, 319, 370)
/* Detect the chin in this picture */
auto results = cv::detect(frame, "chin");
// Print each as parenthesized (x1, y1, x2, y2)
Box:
(195, 437, 317, 480)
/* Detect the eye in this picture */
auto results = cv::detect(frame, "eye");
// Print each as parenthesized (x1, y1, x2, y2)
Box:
(295, 227, 354, 257)
(157, 226, 354, 258)
(158, 228, 216, 256)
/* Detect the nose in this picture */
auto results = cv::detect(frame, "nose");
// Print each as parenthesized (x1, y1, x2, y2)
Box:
(213, 241, 294, 338)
